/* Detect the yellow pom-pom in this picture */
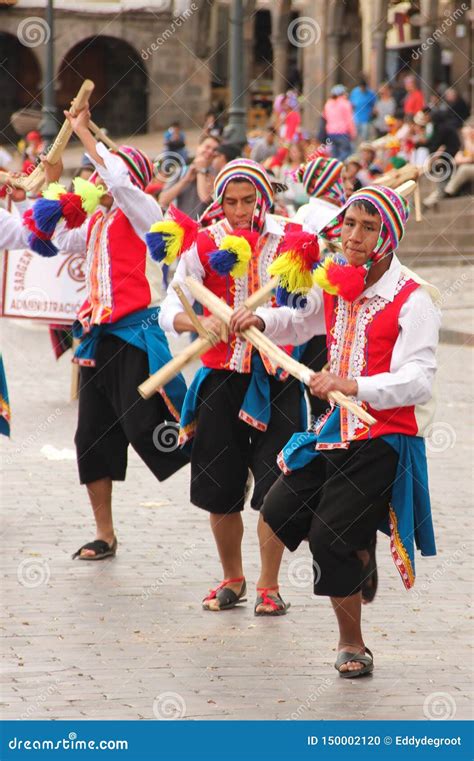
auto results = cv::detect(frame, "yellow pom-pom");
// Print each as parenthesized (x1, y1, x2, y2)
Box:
(312, 258, 339, 295)
(148, 220, 184, 264)
(73, 177, 105, 215)
(42, 183, 67, 200)
(268, 250, 313, 295)
(220, 235, 252, 278)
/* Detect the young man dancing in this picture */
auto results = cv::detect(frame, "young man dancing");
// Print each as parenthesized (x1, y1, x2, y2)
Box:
(159, 159, 306, 614)
(231, 185, 440, 675)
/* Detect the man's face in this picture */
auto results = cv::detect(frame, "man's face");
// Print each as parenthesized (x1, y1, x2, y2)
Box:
(212, 152, 227, 174)
(341, 205, 381, 266)
(222, 180, 257, 230)
(197, 138, 219, 163)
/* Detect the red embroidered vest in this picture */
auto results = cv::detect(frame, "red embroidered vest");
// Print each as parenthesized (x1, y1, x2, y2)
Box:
(323, 273, 427, 441)
(78, 208, 153, 327)
(197, 219, 300, 372)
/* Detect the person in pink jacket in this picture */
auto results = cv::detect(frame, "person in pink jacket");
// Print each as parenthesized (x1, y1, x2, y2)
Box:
(323, 85, 356, 161)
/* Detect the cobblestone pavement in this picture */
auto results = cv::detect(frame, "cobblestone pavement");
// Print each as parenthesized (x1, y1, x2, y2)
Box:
(1, 265, 472, 722)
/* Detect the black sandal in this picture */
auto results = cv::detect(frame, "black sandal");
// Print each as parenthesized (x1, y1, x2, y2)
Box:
(72, 537, 117, 561)
(202, 577, 247, 611)
(254, 586, 290, 617)
(361, 535, 378, 604)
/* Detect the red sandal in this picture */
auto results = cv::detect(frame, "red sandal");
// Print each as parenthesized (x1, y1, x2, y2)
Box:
(254, 586, 290, 616)
(202, 577, 247, 611)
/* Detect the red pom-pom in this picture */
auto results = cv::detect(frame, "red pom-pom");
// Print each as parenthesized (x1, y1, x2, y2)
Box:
(60, 193, 87, 229)
(168, 205, 199, 253)
(326, 261, 366, 301)
(282, 231, 320, 271)
(230, 229, 260, 250)
(23, 209, 51, 240)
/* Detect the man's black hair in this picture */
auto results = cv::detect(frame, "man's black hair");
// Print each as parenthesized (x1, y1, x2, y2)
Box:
(346, 199, 379, 216)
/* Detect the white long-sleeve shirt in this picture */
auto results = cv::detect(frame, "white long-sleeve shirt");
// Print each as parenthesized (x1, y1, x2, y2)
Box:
(292, 196, 340, 234)
(256, 255, 441, 410)
(53, 141, 163, 253)
(0, 201, 31, 250)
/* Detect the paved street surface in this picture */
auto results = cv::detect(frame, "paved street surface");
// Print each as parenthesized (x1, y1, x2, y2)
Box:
(1, 263, 472, 722)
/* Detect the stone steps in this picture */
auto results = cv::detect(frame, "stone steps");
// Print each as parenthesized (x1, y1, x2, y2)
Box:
(398, 193, 474, 267)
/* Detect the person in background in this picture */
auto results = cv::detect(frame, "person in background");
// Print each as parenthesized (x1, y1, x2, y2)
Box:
(158, 134, 220, 219)
(441, 87, 470, 130)
(250, 126, 278, 164)
(342, 155, 363, 196)
(203, 111, 223, 139)
(323, 85, 356, 161)
(422, 110, 462, 208)
(403, 75, 425, 117)
(373, 83, 396, 138)
(442, 118, 474, 198)
(349, 77, 376, 142)
(211, 143, 241, 175)
(281, 91, 302, 144)
(164, 121, 188, 162)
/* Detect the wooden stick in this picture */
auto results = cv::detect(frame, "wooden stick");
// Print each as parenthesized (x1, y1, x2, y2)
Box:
(173, 283, 215, 342)
(89, 121, 118, 151)
(414, 183, 422, 222)
(137, 276, 278, 400)
(0, 80, 96, 193)
(185, 277, 377, 426)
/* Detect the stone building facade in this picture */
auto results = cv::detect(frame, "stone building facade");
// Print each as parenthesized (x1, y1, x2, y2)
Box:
(0, 0, 471, 140)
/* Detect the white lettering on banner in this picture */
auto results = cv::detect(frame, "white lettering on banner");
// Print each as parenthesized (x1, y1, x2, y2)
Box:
(1, 248, 86, 323)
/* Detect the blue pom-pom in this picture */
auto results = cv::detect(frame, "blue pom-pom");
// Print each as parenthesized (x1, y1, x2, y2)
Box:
(275, 285, 290, 306)
(32, 199, 64, 235)
(209, 248, 237, 276)
(145, 232, 168, 262)
(29, 234, 58, 257)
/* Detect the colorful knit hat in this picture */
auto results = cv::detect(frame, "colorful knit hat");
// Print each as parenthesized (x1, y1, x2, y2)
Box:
(297, 156, 345, 205)
(314, 185, 410, 301)
(114, 145, 154, 190)
(199, 158, 274, 232)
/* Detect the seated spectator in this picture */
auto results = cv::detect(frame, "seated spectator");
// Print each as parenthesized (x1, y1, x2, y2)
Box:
(442, 119, 474, 199)
(211, 143, 241, 175)
(203, 111, 224, 138)
(250, 126, 278, 163)
(342, 155, 362, 196)
(422, 110, 462, 208)
(441, 87, 470, 130)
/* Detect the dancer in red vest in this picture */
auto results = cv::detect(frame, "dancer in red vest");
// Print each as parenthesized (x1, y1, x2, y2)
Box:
(158, 159, 307, 614)
(231, 185, 440, 676)
(27, 105, 189, 561)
